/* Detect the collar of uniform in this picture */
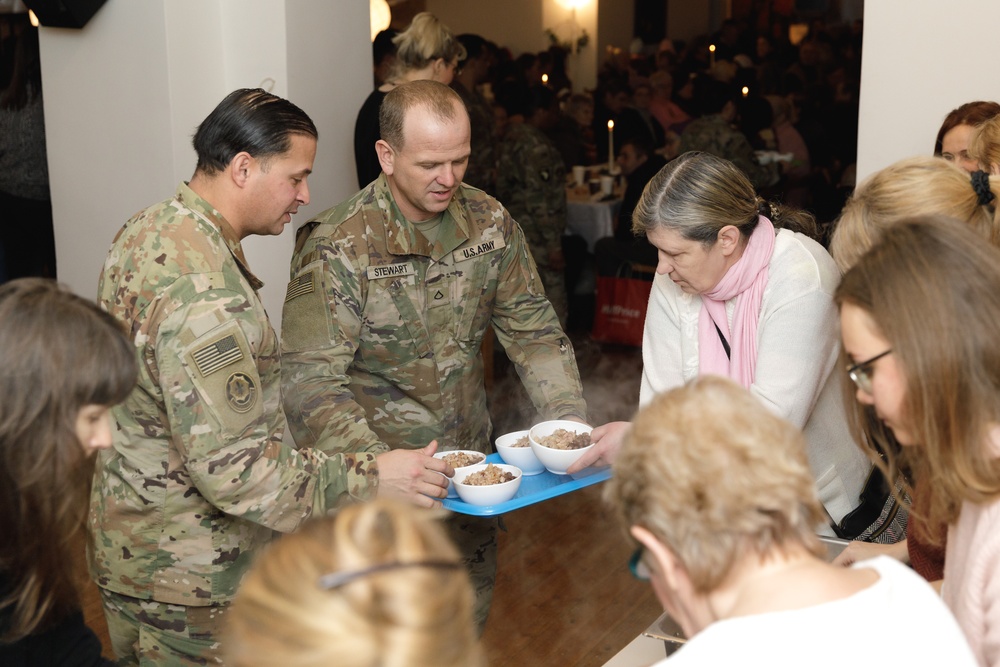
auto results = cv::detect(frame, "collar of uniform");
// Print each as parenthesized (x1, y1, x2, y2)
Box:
(374, 174, 471, 261)
(176, 182, 264, 291)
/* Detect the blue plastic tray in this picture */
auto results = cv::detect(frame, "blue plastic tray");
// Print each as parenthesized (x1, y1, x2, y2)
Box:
(440, 453, 612, 516)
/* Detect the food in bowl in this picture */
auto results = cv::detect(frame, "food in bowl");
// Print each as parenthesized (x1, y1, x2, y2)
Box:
(453, 463, 522, 506)
(495, 429, 546, 475)
(462, 463, 516, 486)
(440, 451, 485, 468)
(538, 428, 591, 450)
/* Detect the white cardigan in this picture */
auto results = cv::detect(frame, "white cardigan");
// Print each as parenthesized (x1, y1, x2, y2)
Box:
(640, 228, 870, 526)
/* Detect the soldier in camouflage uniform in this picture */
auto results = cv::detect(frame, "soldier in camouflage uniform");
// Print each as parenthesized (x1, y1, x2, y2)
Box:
(93, 89, 450, 665)
(496, 84, 570, 324)
(281, 80, 587, 630)
(453, 33, 497, 193)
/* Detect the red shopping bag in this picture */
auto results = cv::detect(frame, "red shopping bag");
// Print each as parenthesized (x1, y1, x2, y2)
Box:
(591, 264, 654, 347)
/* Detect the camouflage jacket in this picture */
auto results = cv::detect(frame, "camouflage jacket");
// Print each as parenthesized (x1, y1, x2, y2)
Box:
(280, 175, 586, 457)
(453, 81, 497, 194)
(92, 182, 378, 606)
(496, 122, 567, 267)
(678, 114, 779, 189)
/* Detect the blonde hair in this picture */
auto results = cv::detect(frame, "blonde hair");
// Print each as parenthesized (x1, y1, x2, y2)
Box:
(836, 215, 1000, 543)
(831, 156, 1000, 272)
(969, 115, 1000, 172)
(634, 151, 817, 244)
(226, 500, 483, 667)
(605, 376, 825, 593)
(392, 12, 465, 76)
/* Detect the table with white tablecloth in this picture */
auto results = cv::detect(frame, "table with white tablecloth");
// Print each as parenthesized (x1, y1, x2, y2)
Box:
(566, 197, 622, 252)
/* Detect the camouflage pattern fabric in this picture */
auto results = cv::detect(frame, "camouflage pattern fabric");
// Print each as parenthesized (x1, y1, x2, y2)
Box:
(678, 114, 779, 189)
(454, 81, 497, 194)
(280, 174, 586, 457)
(92, 182, 379, 614)
(101, 589, 225, 666)
(496, 122, 569, 323)
(445, 514, 498, 633)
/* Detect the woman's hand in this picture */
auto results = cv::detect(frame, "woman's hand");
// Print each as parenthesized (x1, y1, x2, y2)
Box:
(566, 421, 631, 474)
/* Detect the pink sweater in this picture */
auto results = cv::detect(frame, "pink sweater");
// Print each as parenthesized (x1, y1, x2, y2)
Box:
(944, 496, 1000, 666)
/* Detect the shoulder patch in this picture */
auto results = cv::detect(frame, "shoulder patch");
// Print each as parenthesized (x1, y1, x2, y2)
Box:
(225, 372, 258, 413)
(192, 334, 243, 377)
(285, 272, 315, 302)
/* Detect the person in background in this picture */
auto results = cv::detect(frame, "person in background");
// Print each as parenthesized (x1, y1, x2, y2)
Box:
(648, 70, 690, 136)
(0, 278, 137, 666)
(934, 100, 1000, 173)
(354, 12, 466, 189)
(837, 216, 1000, 667)
(678, 76, 778, 189)
(547, 92, 597, 169)
(605, 375, 976, 666)
(94, 88, 448, 665)
(452, 33, 497, 193)
(497, 84, 570, 325)
(226, 499, 483, 667)
(371, 28, 398, 88)
(571, 152, 870, 536)
(281, 80, 587, 632)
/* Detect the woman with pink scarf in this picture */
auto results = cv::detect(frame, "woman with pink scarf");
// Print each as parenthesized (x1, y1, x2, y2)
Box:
(571, 152, 870, 532)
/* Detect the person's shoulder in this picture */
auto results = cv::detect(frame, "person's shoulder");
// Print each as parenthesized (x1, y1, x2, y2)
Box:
(769, 229, 839, 292)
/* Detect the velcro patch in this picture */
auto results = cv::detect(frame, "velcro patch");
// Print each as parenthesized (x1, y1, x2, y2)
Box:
(453, 236, 506, 262)
(366, 263, 416, 280)
(225, 372, 258, 413)
(285, 272, 315, 302)
(192, 334, 243, 377)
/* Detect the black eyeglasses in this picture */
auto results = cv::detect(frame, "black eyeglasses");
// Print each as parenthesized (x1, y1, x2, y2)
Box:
(846, 349, 892, 394)
(317, 560, 463, 590)
(629, 547, 651, 581)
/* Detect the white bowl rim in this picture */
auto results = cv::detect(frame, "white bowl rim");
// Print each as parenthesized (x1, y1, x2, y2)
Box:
(495, 430, 532, 448)
(528, 422, 595, 452)
(433, 450, 488, 467)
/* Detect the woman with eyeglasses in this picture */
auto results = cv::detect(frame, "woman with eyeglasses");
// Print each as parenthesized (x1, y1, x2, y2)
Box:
(605, 375, 975, 665)
(838, 215, 1000, 667)
(571, 151, 871, 537)
(225, 499, 483, 667)
(0, 278, 137, 665)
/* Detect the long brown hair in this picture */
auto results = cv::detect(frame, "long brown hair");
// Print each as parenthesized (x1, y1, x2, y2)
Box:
(835, 216, 1000, 542)
(633, 151, 817, 244)
(0, 279, 136, 641)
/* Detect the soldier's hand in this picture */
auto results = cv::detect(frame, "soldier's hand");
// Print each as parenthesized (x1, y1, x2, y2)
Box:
(566, 420, 630, 474)
(375, 440, 453, 509)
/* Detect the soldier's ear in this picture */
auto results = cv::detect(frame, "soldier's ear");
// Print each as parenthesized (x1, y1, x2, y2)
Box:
(375, 140, 395, 176)
(230, 152, 253, 188)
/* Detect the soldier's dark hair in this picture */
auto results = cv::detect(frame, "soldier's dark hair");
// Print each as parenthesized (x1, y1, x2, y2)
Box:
(457, 33, 489, 62)
(380, 79, 466, 151)
(192, 88, 317, 176)
(0, 278, 137, 642)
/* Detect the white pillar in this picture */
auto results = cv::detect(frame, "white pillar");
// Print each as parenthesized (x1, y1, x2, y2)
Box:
(39, 0, 371, 332)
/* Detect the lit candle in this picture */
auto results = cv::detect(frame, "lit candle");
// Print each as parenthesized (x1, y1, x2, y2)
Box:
(541, 73, 549, 84)
(741, 86, 749, 98)
(607, 120, 615, 173)
(709, 43, 716, 68)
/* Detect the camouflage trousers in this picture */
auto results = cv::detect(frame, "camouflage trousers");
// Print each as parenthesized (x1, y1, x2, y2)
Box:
(445, 513, 499, 634)
(100, 589, 227, 666)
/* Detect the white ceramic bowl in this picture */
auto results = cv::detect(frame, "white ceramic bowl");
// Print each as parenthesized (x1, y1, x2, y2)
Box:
(453, 463, 522, 506)
(495, 430, 546, 475)
(433, 450, 487, 498)
(528, 420, 595, 475)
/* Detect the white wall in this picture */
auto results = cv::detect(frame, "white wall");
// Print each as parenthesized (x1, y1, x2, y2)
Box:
(858, 0, 1000, 181)
(40, 0, 369, 331)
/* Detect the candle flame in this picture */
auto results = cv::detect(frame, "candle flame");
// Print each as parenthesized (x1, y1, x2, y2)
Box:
(28, 9, 39, 26)
(608, 120, 614, 130)
(542, 73, 549, 84)
(709, 44, 716, 53)
(741, 86, 749, 97)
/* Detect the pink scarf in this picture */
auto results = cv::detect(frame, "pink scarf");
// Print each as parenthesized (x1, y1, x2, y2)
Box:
(698, 216, 775, 388)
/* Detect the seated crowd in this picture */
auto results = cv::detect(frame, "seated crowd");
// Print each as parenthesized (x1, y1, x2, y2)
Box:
(5, 8, 1000, 667)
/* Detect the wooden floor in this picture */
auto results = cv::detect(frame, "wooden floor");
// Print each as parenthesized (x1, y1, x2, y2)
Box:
(78, 335, 661, 665)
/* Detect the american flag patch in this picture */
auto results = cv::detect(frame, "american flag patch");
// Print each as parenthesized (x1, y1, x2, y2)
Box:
(193, 334, 243, 377)
(285, 273, 315, 302)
